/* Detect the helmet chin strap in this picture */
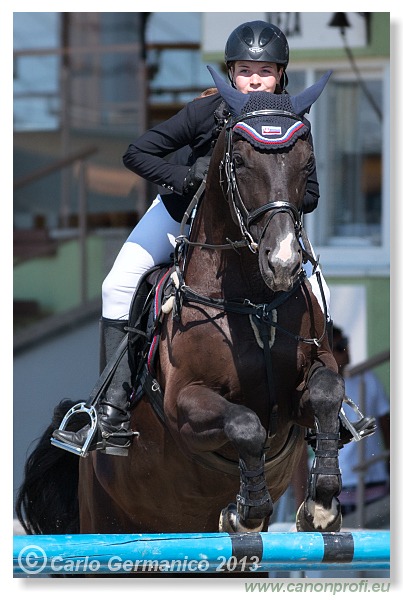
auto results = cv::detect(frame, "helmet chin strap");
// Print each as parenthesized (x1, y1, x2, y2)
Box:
(226, 64, 236, 89)
(281, 71, 288, 91)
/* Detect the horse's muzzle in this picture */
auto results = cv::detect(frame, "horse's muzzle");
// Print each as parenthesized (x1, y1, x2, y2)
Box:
(259, 243, 302, 292)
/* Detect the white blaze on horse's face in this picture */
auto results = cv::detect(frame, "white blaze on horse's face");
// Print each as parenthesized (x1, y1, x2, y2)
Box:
(260, 215, 302, 292)
(277, 232, 295, 263)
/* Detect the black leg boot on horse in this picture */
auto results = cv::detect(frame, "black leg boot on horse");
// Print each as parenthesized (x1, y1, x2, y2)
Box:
(52, 318, 137, 457)
(296, 366, 344, 532)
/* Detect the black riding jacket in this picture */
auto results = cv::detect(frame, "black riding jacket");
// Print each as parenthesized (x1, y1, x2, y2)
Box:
(123, 92, 319, 223)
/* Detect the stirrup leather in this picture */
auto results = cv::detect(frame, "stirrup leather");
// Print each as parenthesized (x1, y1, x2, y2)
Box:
(50, 402, 98, 458)
(339, 395, 376, 442)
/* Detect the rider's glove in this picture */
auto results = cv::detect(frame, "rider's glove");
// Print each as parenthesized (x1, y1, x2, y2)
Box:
(182, 156, 211, 196)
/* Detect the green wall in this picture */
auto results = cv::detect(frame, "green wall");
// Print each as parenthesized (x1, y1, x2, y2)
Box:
(14, 236, 104, 314)
(328, 276, 390, 395)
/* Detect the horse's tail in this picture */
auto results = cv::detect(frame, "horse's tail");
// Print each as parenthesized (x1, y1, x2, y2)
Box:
(15, 398, 84, 535)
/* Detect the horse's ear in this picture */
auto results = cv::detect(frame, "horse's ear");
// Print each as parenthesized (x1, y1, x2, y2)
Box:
(207, 65, 249, 117)
(290, 71, 332, 115)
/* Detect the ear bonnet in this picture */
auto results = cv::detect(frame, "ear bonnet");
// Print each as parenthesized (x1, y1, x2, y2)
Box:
(207, 66, 332, 150)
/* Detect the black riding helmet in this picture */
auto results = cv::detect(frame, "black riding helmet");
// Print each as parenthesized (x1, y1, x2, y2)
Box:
(225, 21, 289, 90)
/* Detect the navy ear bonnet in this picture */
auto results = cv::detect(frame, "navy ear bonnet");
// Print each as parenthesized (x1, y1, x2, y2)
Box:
(207, 66, 331, 150)
(231, 92, 307, 150)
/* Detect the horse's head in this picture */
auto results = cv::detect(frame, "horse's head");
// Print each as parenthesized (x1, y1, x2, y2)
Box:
(208, 67, 331, 292)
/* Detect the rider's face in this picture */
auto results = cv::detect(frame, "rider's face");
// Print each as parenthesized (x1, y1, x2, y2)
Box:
(233, 61, 282, 94)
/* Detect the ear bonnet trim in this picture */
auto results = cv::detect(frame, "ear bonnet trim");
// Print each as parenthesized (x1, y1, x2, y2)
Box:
(233, 119, 306, 147)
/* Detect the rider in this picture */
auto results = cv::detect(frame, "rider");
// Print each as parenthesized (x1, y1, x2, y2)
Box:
(52, 20, 328, 456)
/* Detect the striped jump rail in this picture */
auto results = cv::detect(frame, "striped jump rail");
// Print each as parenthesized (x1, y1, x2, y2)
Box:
(13, 531, 390, 576)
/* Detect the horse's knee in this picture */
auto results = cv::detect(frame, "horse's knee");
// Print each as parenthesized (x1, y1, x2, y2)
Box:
(224, 405, 266, 458)
(309, 366, 344, 397)
(309, 367, 344, 413)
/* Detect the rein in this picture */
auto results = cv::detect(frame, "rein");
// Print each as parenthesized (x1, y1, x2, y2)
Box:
(176, 180, 250, 252)
(176, 269, 327, 347)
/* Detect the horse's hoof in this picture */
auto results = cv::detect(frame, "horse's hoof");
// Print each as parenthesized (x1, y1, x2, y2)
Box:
(219, 503, 241, 532)
(296, 498, 342, 532)
(219, 503, 264, 533)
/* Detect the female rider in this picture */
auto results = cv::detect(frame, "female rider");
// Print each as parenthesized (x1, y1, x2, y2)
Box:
(52, 20, 326, 456)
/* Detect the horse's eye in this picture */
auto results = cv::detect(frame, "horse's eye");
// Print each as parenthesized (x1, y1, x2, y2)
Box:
(233, 154, 244, 168)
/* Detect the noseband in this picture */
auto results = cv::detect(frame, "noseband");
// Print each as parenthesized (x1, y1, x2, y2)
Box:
(219, 110, 304, 253)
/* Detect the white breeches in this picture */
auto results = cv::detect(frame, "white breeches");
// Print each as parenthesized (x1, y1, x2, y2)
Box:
(102, 195, 330, 320)
(102, 196, 189, 320)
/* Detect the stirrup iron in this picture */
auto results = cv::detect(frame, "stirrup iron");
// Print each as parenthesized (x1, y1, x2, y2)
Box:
(339, 395, 376, 442)
(50, 402, 98, 457)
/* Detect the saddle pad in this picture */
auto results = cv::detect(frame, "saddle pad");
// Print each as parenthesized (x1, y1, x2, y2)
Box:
(146, 267, 174, 375)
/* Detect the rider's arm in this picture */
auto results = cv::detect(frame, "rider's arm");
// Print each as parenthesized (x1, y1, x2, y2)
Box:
(123, 94, 220, 195)
(302, 132, 319, 214)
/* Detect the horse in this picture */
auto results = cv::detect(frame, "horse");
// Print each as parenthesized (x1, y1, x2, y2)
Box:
(16, 69, 345, 563)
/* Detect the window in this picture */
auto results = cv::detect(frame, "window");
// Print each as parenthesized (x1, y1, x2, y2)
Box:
(316, 76, 383, 246)
(13, 13, 60, 131)
(304, 66, 389, 273)
(13, 13, 146, 134)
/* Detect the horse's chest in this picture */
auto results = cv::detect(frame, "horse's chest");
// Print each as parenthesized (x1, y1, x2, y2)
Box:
(168, 312, 272, 386)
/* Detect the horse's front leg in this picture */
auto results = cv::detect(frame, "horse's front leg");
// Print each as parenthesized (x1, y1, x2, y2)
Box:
(297, 366, 344, 532)
(175, 384, 272, 533)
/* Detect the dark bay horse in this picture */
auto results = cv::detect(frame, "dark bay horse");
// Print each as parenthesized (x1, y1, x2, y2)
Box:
(17, 69, 344, 548)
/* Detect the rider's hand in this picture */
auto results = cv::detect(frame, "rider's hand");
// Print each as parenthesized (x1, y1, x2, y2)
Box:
(182, 156, 211, 196)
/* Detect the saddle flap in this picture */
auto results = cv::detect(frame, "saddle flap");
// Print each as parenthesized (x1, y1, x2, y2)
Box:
(127, 264, 175, 399)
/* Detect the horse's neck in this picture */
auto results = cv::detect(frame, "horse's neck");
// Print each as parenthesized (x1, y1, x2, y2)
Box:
(184, 172, 268, 300)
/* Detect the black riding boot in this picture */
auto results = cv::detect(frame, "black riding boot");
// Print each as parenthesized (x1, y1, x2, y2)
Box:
(52, 318, 136, 456)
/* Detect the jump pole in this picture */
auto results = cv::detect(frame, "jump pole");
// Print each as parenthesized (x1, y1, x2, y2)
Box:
(14, 531, 390, 576)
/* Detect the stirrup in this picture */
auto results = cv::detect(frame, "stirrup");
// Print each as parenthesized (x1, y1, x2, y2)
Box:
(50, 402, 98, 458)
(339, 395, 376, 442)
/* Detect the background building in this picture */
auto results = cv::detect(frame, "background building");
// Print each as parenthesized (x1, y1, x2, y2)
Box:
(13, 13, 390, 517)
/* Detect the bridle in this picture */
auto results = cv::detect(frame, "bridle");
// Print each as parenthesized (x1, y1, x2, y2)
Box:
(219, 109, 304, 254)
(177, 109, 307, 256)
